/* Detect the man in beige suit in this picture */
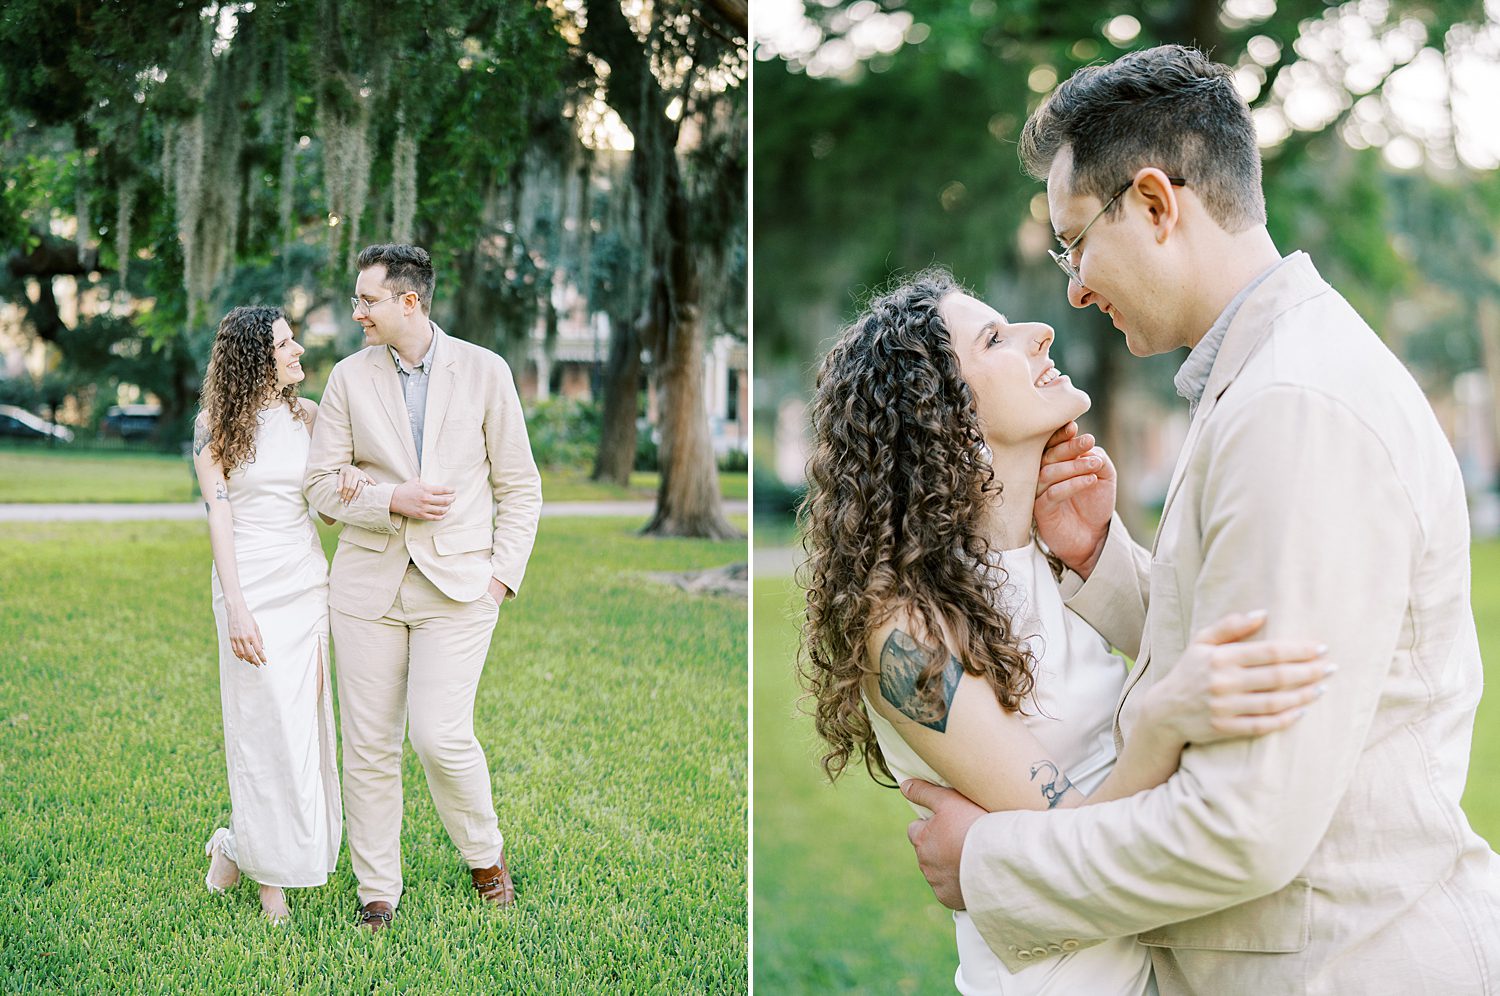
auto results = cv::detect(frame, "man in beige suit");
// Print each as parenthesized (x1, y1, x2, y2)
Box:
(905, 46, 1499, 994)
(304, 243, 542, 931)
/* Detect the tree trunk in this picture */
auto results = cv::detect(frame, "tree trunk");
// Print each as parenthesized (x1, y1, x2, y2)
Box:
(581, 0, 739, 539)
(641, 287, 737, 538)
(640, 157, 739, 539)
(451, 243, 495, 349)
(592, 309, 642, 485)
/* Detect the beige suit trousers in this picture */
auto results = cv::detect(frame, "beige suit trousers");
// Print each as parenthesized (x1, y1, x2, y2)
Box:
(331, 562, 502, 907)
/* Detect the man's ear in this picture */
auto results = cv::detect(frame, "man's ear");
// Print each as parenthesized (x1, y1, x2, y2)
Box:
(1132, 167, 1181, 243)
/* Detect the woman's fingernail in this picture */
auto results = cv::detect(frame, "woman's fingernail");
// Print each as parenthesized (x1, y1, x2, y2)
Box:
(1247, 609, 1268, 621)
(1323, 662, 1339, 675)
(1316, 644, 1329, 656)
(1316, 684, 1328, 697)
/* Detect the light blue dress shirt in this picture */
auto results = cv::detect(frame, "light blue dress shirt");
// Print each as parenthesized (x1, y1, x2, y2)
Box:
(389, 326, 438, 463)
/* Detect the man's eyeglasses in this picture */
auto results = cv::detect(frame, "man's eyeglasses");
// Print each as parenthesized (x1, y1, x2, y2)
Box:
(1049, 176, 1187, 285)
(350, 292, 409, 314)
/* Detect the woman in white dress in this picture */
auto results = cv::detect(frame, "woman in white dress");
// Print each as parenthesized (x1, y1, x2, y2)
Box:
(797, 270, 1332, 994)
(192, 306, 368, 922)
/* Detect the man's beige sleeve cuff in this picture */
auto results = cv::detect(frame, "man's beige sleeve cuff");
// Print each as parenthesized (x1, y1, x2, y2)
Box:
(1058, 513, 1148, 658)
(961, 812, 1107, 974)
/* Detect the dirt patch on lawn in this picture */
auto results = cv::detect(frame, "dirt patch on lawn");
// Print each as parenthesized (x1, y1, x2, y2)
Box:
(645, 562, 748, 597)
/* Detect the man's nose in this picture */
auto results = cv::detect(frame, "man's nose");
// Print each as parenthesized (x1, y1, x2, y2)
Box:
(1067, 278, 1092, 310)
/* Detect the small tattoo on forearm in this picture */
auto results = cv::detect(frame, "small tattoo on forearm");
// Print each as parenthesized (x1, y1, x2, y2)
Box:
(879, 629, 962, 733)
(214, 482, 229, 502)
(193, 419, 211, 456)
(1030, 760, 1074, 809)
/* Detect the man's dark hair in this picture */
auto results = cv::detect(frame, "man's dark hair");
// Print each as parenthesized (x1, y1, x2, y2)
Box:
(1019, 45, 1265, 232)
(356, 243, 436, 313)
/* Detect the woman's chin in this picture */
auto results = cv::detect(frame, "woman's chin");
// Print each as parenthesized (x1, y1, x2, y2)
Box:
(1065, 386, 1092, 420)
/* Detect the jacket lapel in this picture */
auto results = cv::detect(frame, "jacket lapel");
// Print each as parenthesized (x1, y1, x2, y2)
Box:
(419, 326, 457, 480)
(1151, 252, 1326, 554)
(371, 347, 420, 476)
(1120, 254, 1330, 742)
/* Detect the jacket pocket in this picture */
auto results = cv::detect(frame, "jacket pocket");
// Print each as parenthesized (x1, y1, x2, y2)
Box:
(341, 525, 390, 552)
(1137, 877, 1312, 952)
(440, 419, 482, 468)
(433, 525, 492, 556)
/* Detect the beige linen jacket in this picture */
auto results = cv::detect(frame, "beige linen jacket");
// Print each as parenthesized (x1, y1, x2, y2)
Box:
(304, 325, 542, 620)
(960, 253, 1500, 995)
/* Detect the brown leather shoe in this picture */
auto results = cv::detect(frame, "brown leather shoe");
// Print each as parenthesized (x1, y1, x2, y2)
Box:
(357, 901, 394, 933)
(471, 856, 514, 907)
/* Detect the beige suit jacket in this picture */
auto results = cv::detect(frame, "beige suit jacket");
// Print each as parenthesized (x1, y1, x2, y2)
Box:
(960, 253, 1500, 994)
(304, 325, 542, 620)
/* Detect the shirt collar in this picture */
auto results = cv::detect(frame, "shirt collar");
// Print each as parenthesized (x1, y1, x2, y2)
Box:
(389, 324, 438, 375)
(1174, 255, 1289, 411)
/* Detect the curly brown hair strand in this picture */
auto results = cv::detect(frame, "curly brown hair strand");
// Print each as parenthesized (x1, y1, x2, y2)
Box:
(199, 305, 306, 474)
(797, 268, 1041, 786)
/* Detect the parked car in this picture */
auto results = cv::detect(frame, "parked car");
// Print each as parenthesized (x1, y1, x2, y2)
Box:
(0, 404, 75, 443)
(101, 404, 162, 441)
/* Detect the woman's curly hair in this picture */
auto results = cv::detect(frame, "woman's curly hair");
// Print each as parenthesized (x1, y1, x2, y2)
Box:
(199, 306, 306, 474)
(797, 268, 1049, 786)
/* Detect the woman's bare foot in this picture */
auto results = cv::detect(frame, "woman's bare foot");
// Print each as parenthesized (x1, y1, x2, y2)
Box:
(204, 828, 240, 893)
(260, 885, 290, 924)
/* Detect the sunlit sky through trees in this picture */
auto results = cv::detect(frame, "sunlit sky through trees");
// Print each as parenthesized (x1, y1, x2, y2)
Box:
(755, 0, 1500, 171)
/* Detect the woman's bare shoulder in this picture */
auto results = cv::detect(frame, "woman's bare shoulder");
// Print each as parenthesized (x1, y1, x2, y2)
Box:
(864, 601, 951, 666)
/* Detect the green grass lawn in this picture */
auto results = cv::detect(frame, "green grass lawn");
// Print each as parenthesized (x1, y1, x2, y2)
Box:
(0, 516, 747, 994)
(0, 446, 747, 505)
(0, 445, 198, 503)
(753, 541, 1500, 994)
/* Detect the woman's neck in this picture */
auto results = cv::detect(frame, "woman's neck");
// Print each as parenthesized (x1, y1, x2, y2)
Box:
(975, 439, 1045, 552)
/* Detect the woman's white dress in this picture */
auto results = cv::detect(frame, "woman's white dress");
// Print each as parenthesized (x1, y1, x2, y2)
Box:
(209, 402, 340, 888)
(865, 541, 1155, 996)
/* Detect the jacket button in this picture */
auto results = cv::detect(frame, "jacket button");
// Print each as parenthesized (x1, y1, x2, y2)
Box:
(1061, 939, 1079, 951)
(1048, 943, 1063, 955)
(1016, 950, 1032, 961)
(1030, 947, 1049, 958)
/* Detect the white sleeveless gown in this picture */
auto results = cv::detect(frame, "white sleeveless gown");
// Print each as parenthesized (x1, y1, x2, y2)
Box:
(865, 541, 1156, 996)
(209, 402, 341, 887)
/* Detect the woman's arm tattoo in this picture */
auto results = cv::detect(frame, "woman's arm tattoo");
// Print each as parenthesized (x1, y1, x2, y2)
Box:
(1029, 760, 1074, 809)
(879, 629, 962, 733)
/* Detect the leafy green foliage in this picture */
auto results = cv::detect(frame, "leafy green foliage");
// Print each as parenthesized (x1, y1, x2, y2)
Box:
(0, 0, 577, 442)
(527, 397, 604, 470)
